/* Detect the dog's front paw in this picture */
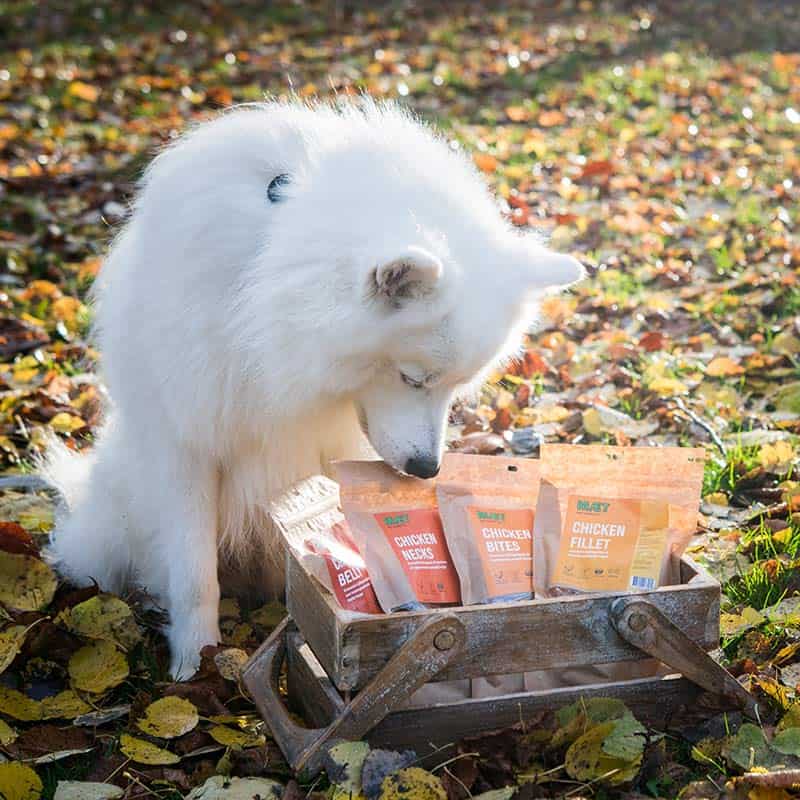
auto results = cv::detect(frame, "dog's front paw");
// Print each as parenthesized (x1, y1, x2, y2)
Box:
(169, 650, 203, 682)
(168, 608, 220, 682)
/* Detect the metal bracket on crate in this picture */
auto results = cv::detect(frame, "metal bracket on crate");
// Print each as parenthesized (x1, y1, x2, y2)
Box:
(611, 597, 759, 719)
(242, 613, 466, 775)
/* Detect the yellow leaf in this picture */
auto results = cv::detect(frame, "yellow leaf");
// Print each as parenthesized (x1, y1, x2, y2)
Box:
(67, 81, 99, 102)
(207, 724, 265, 749)
(136, 696, 198, 739)
(648, 376, 688, 396)
(706, 356, 745, 377)
(119, 733, 180, 765)
(379, 768, 446, 800)
(59, 594, 141, 650)
(564, 720, 643, 786)
(214, 648, 249, 681)
(0, 686, 41, 721)
(69, 640, 129, 693)
(0, 718, 18, 745)
(758, 441, 796, 473)
(50, 412, 86, 434)
(720, 606, 766, 636)
(40, 690, 92, 720)
(0, 552, 57, 611)
(0, 762, 42, 800)
(0, 625, 27, 674)
(51, 297, 84, 327)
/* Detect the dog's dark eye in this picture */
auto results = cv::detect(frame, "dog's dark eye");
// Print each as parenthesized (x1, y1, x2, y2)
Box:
(267, 173, 291, 203)
(401, 372, 424, 389)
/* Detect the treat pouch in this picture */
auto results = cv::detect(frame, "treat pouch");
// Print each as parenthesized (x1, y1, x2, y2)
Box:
(534, 444, 705, 597)
(268, 475, 381, 615)
(437, 453, 540, 605)
(335, 460, 461, 612)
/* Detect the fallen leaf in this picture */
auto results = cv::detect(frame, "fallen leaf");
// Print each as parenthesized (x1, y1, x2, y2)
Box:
(207, 724, 265, 749)
(0, 551, 58, 611)
(379, 768, 446, 800)
(54, 782, 123, 800)
(184, 776, 284, 800)
(59, 594, 141, 650)
(0, 625, 27, 674)
(706, 356, 745, 377)
(0, 718, 18, 745)
(68, 640, 129, 693)
(213, 648, 249, 682)
(720, 607, 766, 636)
(136, 696, 199, 739)
(119, 733, 180, 765)
(0, 762, 42, 800)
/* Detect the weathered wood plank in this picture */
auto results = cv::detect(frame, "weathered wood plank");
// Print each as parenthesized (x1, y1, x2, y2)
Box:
(287, 551, 719, 691)
(285, 633, 703, 757)
(368, 674, 703, 754)
(286, 632, 343, 727)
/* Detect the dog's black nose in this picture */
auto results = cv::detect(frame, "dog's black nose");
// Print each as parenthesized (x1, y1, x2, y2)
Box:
(404, 456, 440, 479)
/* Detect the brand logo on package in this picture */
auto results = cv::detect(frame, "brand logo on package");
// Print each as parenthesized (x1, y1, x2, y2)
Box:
(576, 499, 611, 514)
(382, 513, 410, 526)
(476, 510, 505, 521)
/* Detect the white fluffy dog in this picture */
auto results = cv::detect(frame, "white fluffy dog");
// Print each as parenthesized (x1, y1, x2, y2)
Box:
(46, 100, 582, 679)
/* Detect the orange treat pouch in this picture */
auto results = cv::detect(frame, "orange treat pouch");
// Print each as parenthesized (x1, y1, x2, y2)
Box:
(335, 461, 461, 612)
(268, 476, 382, 616)
(437, 454, 539, 604)
(535, 445, 705, 597)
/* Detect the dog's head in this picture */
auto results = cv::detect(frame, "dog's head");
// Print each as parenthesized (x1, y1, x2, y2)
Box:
(153, 101, 582, 473)
(268, 102, 583, 476)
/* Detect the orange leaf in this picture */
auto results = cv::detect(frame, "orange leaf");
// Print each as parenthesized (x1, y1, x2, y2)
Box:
(67, 81, 100, 103)
(537, 110, 566, 127)
(706, 356, 745, 377)
(473, 153, 498, 173)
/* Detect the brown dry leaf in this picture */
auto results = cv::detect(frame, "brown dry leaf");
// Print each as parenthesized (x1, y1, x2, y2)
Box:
(0, 625, 27, 674)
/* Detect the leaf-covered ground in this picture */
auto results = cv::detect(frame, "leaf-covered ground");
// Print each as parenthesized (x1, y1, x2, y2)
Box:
(1, 1, 800, 797)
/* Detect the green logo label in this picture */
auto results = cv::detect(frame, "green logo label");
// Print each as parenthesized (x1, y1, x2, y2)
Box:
(477, 511, 505, 521)
(577, 500, 610, 514)
(382, 514, 409, 526)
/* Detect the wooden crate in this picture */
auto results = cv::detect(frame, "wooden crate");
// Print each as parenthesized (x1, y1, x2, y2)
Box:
(243, 551, 757, 775)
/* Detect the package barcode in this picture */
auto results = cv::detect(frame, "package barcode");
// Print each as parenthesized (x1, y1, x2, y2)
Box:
(631, 576, 655, 589)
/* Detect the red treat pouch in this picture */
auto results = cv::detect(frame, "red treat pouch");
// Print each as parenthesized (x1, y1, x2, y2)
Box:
(304, 521, 381, 614)
(437, 454, 539, 605)
(335, 460, 461, 612)
(268, 475, 382, 615)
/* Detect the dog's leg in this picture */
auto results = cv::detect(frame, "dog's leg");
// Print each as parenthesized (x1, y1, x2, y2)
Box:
(162, 453, 222, 681)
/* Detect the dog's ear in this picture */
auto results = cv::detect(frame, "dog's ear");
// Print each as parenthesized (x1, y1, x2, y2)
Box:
(371, 246, 443, 306)
(524, 248, 585, 293)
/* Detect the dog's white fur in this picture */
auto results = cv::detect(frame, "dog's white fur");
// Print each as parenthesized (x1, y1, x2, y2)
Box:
(46, 100, 582, 679)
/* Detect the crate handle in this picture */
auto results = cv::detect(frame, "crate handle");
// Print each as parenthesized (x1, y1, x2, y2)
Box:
(242, 613, 466, 775)
(611, 597, 759, 718)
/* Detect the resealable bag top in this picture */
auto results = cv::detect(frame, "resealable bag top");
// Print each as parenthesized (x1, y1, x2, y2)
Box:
(268, 475, 382, 616)
(437, 453, 539, 605)
(534, 444, 706, 598)
(335, 460, 461, 612)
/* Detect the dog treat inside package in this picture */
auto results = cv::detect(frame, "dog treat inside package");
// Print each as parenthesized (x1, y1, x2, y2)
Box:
(335, 460, 461, 612)
(268, 475, 382, 615)
(534, 444, 705, 597)
(437, 453, 539, 604)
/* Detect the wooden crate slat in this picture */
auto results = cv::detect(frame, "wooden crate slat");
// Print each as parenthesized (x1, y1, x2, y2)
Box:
(285, 630, 702, 756)
(287, 553, 720, 691)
